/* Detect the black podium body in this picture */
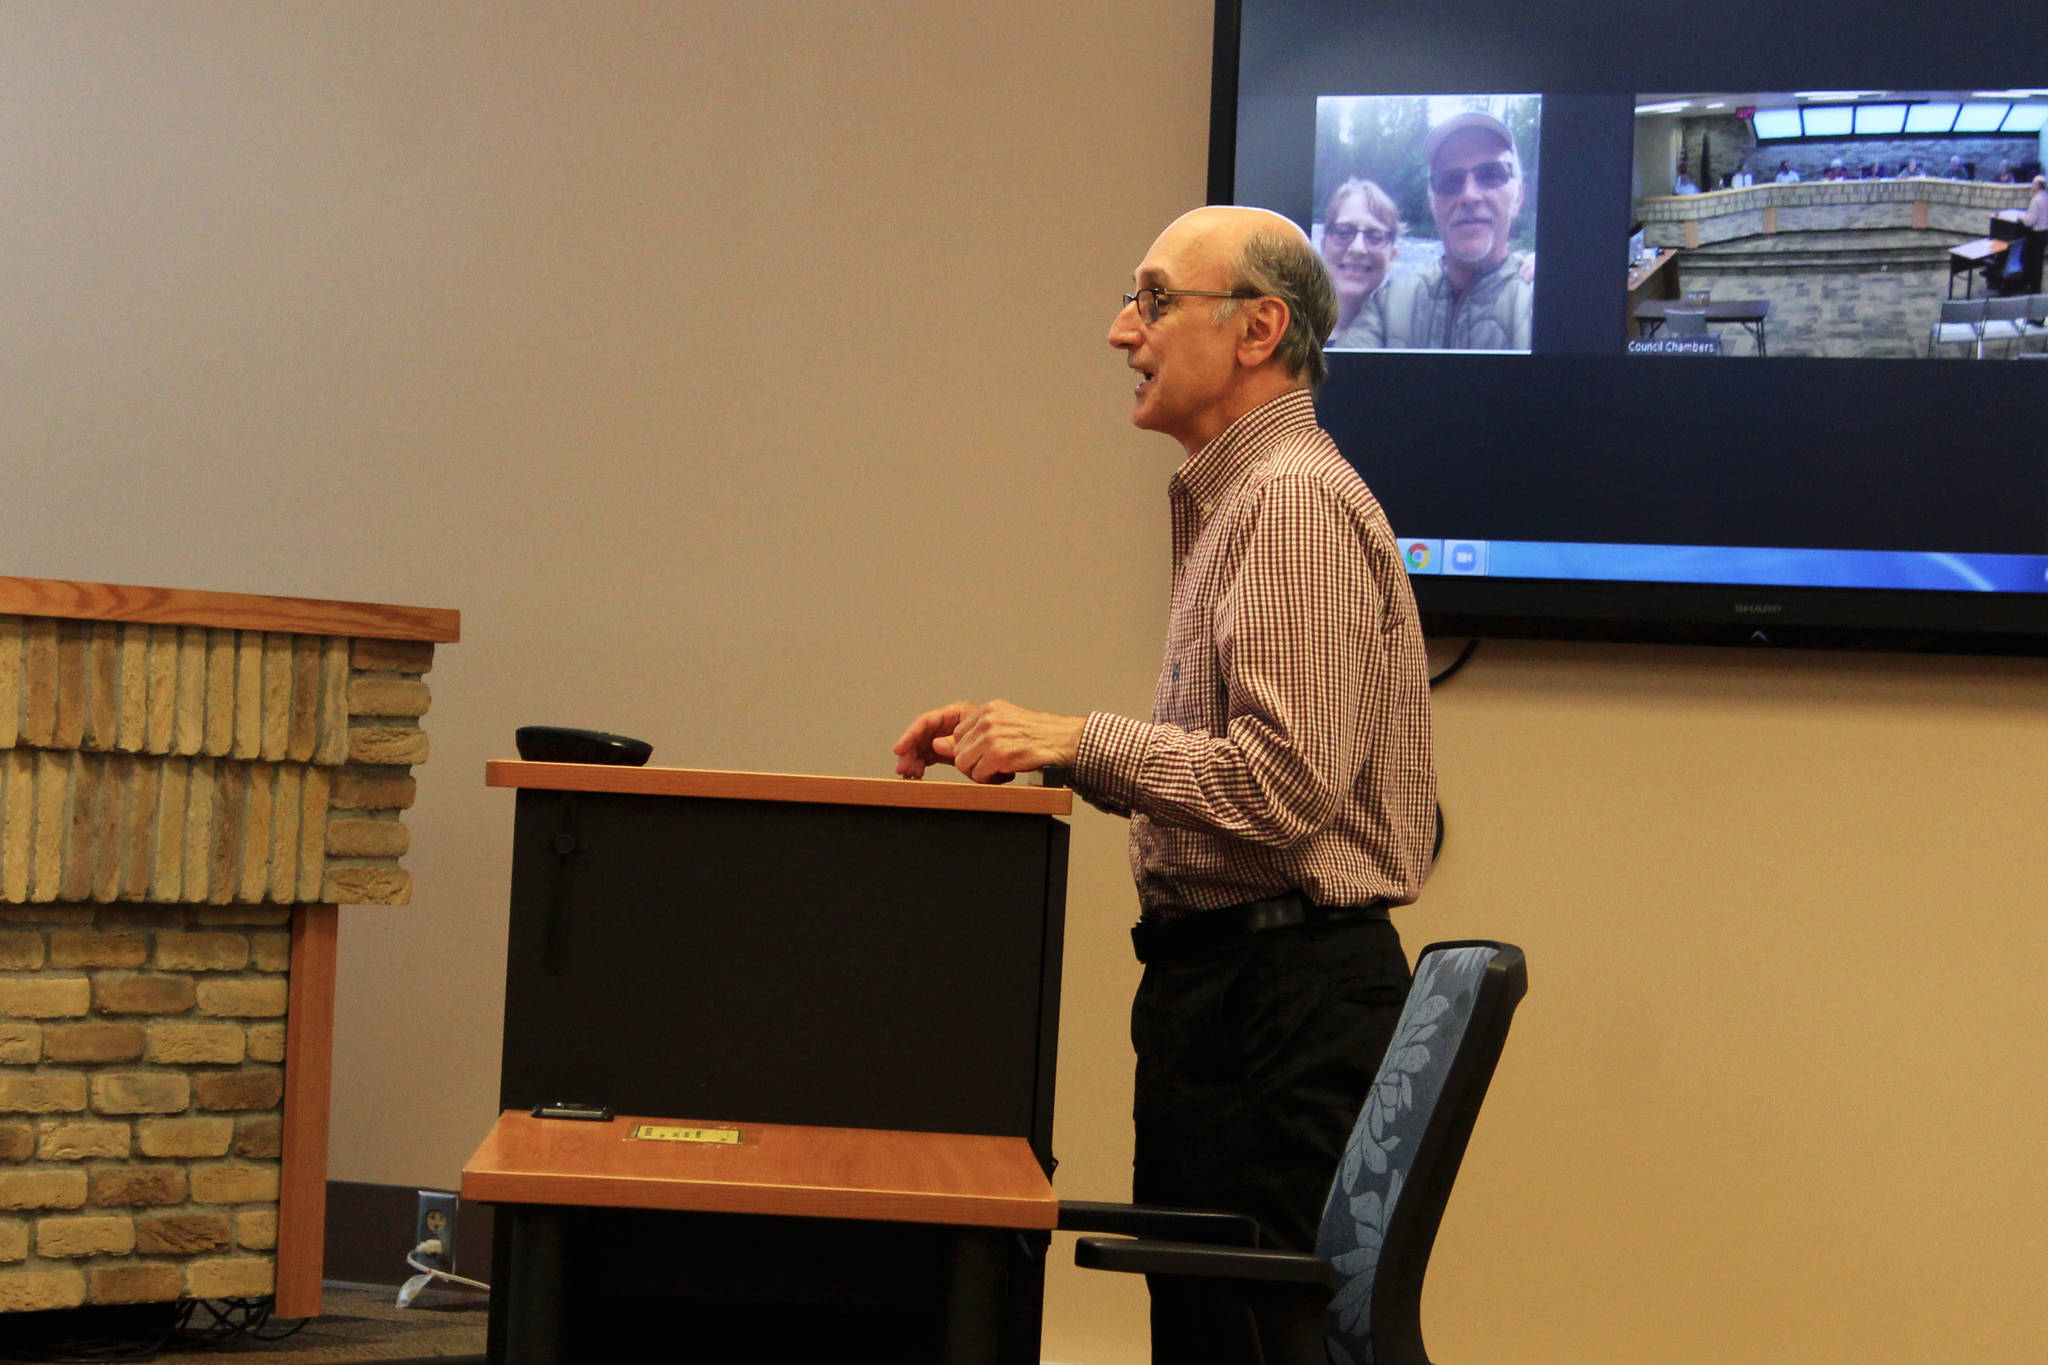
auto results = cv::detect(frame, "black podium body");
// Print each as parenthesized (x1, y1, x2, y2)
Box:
(482, 762, 1071, 1363)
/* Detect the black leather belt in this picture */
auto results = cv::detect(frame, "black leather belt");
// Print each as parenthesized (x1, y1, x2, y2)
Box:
(1131, 893, 1390, 964)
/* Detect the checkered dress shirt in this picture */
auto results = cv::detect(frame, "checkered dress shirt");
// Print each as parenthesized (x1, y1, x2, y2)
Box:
(1072, 387, 1436, 919)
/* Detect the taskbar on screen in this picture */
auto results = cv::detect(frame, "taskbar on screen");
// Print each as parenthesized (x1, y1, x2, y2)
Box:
(1397, 538, 2048, 593)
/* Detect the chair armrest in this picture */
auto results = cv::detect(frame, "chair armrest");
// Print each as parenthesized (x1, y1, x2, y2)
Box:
(1056, 1200, 1263, 1245)
(1074, 1235, 1337, 1287)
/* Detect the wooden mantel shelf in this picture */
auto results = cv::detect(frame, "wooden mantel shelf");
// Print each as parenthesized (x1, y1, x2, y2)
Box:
(0, 575, 460, 642)
(485, 759, 1073, 816)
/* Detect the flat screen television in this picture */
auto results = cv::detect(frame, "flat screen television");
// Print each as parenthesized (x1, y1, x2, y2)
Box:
(1212, 0, 2048, 653)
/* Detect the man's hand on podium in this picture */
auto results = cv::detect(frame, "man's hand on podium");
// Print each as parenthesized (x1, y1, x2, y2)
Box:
(894, 700, 1085, 784)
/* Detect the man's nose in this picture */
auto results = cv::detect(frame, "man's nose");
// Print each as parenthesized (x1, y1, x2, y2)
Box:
(1109, 299, 1140, 347)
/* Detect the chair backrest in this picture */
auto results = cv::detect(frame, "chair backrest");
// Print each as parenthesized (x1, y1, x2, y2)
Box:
(1984, 294, 2030, 325)
(1314, 941, 1528, 1365)
(2029, 293, 2048, 324)
(1939, 298, 1986, 326)
(1664, 307, 1708, 335)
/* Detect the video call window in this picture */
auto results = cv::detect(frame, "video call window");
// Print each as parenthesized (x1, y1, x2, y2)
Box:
(1626, 90, 2048, 359)
(1225, 0, 2048, 652)
(1313, 94, 1542, 354)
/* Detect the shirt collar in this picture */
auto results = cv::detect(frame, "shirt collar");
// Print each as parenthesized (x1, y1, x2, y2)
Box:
(1170, 387, 1319, 513)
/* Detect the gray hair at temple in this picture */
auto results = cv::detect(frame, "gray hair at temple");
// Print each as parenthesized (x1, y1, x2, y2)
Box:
(1214, 222, 1338, 390)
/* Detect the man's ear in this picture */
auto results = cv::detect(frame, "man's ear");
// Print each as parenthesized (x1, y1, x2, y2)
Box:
(1234, 296, 1291, 368)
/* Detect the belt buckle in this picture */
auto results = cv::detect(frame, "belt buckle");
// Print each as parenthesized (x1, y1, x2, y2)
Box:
(1241, 894, 1306, 934)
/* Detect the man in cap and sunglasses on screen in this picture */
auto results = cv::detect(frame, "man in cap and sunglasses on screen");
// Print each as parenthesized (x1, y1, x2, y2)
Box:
(1335, 109, 1533, 351)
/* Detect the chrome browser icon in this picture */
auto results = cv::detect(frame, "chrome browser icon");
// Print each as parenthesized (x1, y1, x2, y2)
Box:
(1402, 539, 1442, 574)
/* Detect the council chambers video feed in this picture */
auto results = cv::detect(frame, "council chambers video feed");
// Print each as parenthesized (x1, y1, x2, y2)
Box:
(1627, 91, 2048, 357)
(1313, 94, 1542, 354)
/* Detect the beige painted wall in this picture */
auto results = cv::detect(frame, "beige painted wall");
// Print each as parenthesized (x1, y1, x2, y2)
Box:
(4, 4, 2043, 1361)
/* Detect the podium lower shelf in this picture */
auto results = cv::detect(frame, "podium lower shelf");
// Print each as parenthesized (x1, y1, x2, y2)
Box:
(462, 1110, 1058, 1365)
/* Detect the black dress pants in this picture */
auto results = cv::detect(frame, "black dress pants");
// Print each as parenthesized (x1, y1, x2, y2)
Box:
(1130, 915, 1410, 1365)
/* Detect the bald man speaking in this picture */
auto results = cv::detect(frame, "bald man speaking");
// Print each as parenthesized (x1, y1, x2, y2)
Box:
(896, 207, 1436, 1364)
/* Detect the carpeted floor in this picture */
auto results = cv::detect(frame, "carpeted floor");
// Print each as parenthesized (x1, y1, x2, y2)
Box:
(213, 1283, 488, 1362)
(1, 1284, 488, 1363)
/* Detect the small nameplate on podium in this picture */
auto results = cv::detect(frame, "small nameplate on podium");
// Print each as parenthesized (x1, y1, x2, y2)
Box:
(634, 1124, 743, 1144)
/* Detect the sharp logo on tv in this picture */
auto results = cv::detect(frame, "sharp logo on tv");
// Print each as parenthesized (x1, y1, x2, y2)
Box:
(1732, 602, 1786, 615)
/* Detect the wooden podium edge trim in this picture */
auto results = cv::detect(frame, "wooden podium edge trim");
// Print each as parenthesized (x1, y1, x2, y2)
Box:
(458, 1164, 1059, 1232)
(484, 760, 1073, 816)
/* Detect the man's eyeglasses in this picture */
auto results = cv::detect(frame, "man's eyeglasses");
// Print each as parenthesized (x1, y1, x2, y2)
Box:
(1429, 159, 1516, 196)
(1322, 223, 1396, 251)
(1122, 286, 1261, 325)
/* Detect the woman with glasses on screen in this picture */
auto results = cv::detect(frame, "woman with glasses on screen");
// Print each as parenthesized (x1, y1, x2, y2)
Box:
(1318, 177, 1401, 342)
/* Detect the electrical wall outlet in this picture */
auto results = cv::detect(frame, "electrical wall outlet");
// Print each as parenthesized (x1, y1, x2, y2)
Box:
(414, 1189, 460, 1272)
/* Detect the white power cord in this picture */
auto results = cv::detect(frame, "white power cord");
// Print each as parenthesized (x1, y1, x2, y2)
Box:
(395, 1237, 490, 1308)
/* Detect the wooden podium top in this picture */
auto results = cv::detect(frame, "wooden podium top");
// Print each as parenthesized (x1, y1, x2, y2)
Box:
(461, 1110, 1058, 1230)
(485, 760, 1073, 815)
(0, 574, 459, 642)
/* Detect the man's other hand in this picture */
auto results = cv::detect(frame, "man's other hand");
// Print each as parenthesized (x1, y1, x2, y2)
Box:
(894, 700, 1085, 784)
(893, 700, 975, 779)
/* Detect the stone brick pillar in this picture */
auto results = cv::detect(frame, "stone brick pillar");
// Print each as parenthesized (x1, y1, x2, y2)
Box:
(0, 578, 457, 1318)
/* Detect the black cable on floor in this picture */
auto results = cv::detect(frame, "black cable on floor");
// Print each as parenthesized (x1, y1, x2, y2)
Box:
(0, 1298, 304, 1362)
